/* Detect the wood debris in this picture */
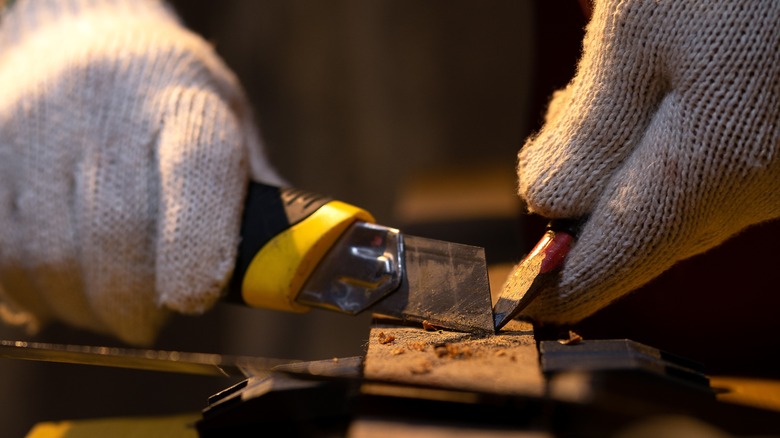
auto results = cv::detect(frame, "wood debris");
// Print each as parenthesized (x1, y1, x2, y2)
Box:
(407, 341, 427, 352)
(433, 343, 472, 359)
(558, 330, 583, 345)
(445, 343, 472, 359)
(422, 320, 439, 331)
(377, 332, 396, 345)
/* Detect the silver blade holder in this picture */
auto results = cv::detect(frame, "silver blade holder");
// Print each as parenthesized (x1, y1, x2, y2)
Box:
(296, 221, 404, 314)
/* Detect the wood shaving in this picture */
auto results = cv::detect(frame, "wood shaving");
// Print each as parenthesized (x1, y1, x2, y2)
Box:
(422, 320, 438, 331)
(391, 347, 405, 355)
(377, 332, 396, 345)
(558, 330, 583, 345)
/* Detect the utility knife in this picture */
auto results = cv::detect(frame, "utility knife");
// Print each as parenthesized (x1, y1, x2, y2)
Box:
(228, 182, 495, 334)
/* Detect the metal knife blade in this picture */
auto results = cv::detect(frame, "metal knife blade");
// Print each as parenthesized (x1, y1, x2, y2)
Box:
(369, 235, 494, 334)
(0, 340, 297, 378)
(296, 222, 495, 334)
(493, 220, 580, 331)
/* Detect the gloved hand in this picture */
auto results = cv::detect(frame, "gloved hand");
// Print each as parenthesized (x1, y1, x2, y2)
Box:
(0, 0, 284, 345)
(518, 0, 780, 324)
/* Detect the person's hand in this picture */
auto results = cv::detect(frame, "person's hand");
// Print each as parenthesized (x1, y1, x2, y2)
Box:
(0, 0, 283, 344)
(517, 0, 780, 324)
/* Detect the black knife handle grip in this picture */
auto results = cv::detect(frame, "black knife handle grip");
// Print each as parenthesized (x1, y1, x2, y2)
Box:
(227, 182, 375, 312)
(227, 182, 331, 303)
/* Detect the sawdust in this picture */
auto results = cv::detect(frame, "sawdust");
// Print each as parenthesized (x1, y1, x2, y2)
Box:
(433, 343, 473, 359)
(409, 359, 434, 374)
(407, 341, 427, 352)
(365, 320, 544, 396)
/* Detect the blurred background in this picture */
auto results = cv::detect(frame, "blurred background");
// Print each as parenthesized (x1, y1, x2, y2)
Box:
(0, 1, 587, 435)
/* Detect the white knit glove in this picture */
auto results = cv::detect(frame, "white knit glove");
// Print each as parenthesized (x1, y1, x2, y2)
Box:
(0, 0, 283, 344)
(518, 0, 780, 324)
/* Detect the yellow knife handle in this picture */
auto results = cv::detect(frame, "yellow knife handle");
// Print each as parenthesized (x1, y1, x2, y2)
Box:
(228, 182, 375, 312)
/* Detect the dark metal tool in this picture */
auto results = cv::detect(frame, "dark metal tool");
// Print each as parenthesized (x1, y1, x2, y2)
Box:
(0, 339, 363, 380)
(0, 339, 301, 378)
(230, 182, 495, 334)
(493, 220, 580, 330)
(540, 339, 711, 389)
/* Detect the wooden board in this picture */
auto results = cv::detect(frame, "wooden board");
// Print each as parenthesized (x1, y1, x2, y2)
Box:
(363, 320, 544, 397)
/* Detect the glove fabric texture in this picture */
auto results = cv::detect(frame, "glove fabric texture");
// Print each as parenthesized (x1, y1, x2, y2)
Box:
(518, 0, 780, 323)
(0, 0, 283, 344)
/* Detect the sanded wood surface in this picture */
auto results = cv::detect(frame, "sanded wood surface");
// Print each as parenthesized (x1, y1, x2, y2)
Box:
(363, 320, 544, 397)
